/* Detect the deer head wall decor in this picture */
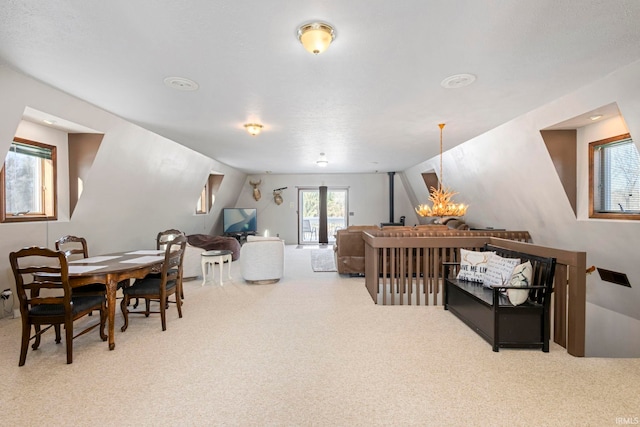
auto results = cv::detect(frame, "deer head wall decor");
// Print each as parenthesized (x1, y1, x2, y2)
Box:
(249, 179, 262, 201)
(273, 187, 287, 205)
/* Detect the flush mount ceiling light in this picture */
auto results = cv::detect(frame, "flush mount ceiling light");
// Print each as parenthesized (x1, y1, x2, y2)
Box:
(316, 152, 328, 167)
(440, 73, 476, 89)
(163, 76, 199, 91)
(244, 123, 263, 136)
(590, 114, 603, 121)
(297, 22, 336, 55)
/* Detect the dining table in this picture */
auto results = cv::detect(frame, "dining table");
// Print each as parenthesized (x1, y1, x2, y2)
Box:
(63, 249, 166, 350)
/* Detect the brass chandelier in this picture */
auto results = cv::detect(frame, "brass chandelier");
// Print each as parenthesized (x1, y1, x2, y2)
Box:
(415, 123, 468, 218)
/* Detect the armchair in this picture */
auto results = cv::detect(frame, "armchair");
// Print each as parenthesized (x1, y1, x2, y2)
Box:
(239, 236, 284, 284)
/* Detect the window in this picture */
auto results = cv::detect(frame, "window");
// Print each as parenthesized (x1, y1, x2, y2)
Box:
(1, 137, 57, 222)
(196, 185, 209, 214)
(589, 133, 640, 219)
(195, 174, 223, 214)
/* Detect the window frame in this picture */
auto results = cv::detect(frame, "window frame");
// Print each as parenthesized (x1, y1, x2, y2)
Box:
(588, 133, 640, 220)
(1, 137, 58, 223)
(196, 184, 209, 214)
(196, 174, 222, 215)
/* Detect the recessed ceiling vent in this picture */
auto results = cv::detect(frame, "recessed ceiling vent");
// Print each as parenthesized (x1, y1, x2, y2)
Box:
(163, 76, 199, 91)
(441, 73, 476, 89)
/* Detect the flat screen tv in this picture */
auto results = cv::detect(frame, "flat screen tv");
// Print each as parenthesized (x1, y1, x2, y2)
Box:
(222, 208, 257, 234)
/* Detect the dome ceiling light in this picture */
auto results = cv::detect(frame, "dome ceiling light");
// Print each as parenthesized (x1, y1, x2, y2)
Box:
(244, 123, 263, 136)
(316, 152, 328, 167)
(297, 22, 336, 55)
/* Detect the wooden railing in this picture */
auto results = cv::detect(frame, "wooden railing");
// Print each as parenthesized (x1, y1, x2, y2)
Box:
(362, 232, 587, 356)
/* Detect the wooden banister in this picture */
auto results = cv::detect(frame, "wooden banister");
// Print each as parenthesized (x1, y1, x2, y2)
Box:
(362, 233, 586, 356)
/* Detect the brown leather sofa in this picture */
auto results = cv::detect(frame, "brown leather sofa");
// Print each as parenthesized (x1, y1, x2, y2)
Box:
(333, 224, 449, 275)
(334, 224, 531, 275)
(333, 225, 380, 275)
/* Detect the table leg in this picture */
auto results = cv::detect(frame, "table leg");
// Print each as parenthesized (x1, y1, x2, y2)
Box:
(201, 258, 207, 286)
(226, 255, 232, 280)
(217, 259, 224, 285)
(105, 276, 118, 350)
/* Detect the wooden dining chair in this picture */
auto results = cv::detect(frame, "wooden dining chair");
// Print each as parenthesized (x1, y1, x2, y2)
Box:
(158, 229, 186, 300)
(157, 229, 183, 249)
(55, 235, 111, 317)
(133, 229, 185, 309)
(9, 247, 107, 366)
(120, 234, 187, 331)
(55, 235, 106, 297)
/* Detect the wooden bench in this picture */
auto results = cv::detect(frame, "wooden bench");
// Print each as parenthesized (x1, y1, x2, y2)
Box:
(443, 244, 556, 352)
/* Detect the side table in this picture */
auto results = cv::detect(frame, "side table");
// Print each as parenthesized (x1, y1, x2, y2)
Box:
(201, 250, 233, 286)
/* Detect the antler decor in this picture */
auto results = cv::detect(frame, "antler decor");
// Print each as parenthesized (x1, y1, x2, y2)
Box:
(415, 186, 468, 217)
(273, 187, 287, 205)
(415, 123, 468, 218)
(249, 179, 262, 201)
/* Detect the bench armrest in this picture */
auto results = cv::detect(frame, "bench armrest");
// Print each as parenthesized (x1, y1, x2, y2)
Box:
(442, 261, 460, 278)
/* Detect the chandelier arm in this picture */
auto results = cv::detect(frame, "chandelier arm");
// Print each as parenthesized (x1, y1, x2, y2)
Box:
(414, 122, 468, 218)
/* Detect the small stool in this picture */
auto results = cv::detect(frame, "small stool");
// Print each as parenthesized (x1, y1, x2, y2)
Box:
(201, 250, 233, 286)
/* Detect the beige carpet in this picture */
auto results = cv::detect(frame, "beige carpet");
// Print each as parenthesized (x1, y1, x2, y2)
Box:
(0, 245, 639, 426)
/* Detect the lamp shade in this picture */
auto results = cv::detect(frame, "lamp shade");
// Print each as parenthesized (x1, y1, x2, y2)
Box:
(298, 22, 335, 55)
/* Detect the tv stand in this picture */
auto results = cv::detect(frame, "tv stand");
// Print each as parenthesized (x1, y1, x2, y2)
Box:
(224, 231, 256, 245)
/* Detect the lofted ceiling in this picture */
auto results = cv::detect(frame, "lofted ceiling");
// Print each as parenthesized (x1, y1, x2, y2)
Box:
(1, 1, 640, 174)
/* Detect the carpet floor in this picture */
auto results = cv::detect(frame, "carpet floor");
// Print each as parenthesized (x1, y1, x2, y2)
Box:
(0, 245, 638, 426)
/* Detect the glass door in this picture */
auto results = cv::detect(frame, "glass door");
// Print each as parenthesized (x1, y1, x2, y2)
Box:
(326, 188, 347, 242)
(299, 189, 319, 244)
(298, 187, 348, 245)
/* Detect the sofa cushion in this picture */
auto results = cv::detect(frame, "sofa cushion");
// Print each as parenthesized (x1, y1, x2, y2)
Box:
(247, 236, 281, 242)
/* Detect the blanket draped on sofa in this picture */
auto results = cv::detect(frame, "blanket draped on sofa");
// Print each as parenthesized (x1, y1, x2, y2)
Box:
(187, 234, 241, 261)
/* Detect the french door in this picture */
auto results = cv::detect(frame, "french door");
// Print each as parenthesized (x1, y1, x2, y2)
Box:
(298, 187, 348, 245)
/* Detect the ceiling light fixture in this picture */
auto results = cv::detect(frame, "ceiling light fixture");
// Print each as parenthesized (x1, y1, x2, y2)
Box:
(244, 123, 263, 136)
(440, 73, 476, 89)
(590, 114, 603, 121)
(297, 22, 336, 55)
(415, 123, 468, 218)
(317, 153, 328, 167)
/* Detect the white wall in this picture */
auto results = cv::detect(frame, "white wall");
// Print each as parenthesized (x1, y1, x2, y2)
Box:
(0, 66, 247, 317)
(233, 173, 417, 244)
(404, 59, 640, 356)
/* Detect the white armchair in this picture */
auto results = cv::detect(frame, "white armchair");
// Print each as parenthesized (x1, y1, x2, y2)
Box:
(239, 236, 284, 284)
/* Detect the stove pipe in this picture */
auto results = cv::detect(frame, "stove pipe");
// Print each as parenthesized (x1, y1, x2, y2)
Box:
(388, 171, 395, 223)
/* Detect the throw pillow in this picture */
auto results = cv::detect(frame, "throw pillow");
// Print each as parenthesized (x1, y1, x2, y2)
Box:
(483, 254, 521, 288)
(508, 261, 533, 306)
(456, 249, 494, 283)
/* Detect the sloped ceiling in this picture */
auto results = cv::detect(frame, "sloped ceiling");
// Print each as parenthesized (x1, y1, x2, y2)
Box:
(1, 1, 640, 173)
